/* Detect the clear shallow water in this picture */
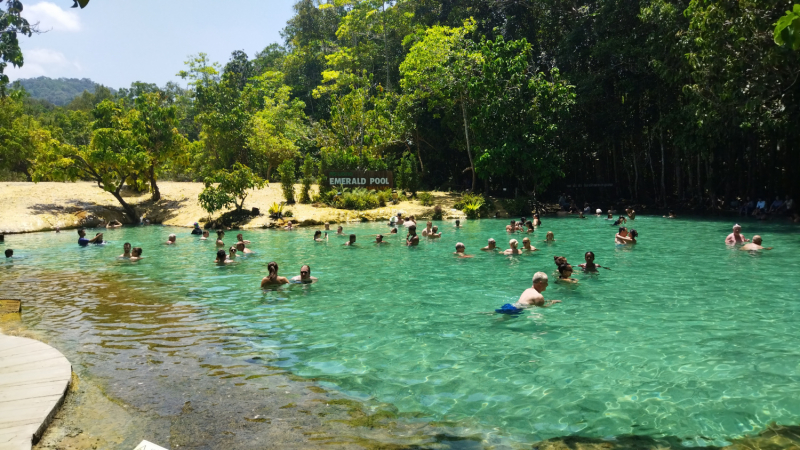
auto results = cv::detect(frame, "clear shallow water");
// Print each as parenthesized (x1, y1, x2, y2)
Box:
(2, 216, 800, 446)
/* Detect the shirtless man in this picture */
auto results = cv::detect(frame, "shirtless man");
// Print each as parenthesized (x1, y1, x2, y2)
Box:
(291, 265, 318, 283)
(421, 221, 433, 236)
(119, 242, 132, 258)
(521, 237, 538, 252)
(725, 224, 749, 245)
(503, 239, 522, 255)
(506, 220, 517, 233)
(324, 222, 331, 231)
(236, 242, 254, 254)
(454, 242, 474, 258)
(740, 235, 773, 251)
(165, 234, 177, 245)
(236, 233, 251, 245)
(481, 238, 497, 251)
(344, 234, 357, 246)
(516, 272, 561, 308)
(216, 230, 225, 247)
(375, 234, 389, 244)
(129, 247, 144, 261)
(406, 225, 420, 246)
(200, 230, 210, 240)
(615, 227, 634, 244)
(337, 226, 344, 235)
(428, 226, 441, 238)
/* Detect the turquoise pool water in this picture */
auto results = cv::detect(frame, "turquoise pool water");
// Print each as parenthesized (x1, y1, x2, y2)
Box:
(2, 216, 799, 446)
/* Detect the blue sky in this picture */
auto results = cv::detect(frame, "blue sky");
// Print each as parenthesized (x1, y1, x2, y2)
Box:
(8, 0, 297, 89)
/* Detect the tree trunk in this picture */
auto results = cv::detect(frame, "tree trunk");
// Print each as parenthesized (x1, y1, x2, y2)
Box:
(659, 127, 666, 206)
(612, 142, 619, 197)
(110, 189, 138, 224)
(632, 145, 639, 201)
(697, 154, 702, 206)
(460, 99, 476, 192)
(149, 164, 161, 203)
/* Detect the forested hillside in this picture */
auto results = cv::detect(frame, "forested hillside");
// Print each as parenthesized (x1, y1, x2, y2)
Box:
(13, 76, 111, 106)
(1, 0, 799, 220)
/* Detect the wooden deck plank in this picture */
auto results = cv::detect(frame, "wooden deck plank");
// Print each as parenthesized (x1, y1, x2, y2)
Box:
(0, 335, 72, 450)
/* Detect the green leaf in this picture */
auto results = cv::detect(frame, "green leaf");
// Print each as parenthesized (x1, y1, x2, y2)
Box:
(774, 5, 800, 50)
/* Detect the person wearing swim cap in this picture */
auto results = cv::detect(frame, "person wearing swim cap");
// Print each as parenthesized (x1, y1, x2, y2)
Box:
(481, 238, 497, 251)
(291, 265, 318, 283)
(191, 223, 203, 235)
(740, 235, 772, 251)
(503, 239, 521, 255)
(725, 224, 749, 245)
(454, 242, 473, 258)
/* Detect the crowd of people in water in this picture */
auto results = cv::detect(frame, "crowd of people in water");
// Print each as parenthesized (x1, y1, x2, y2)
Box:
(0, 206, 777, 315)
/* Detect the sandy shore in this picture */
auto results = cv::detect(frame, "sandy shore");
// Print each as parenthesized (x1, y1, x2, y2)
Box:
(0, 182, 465, 234)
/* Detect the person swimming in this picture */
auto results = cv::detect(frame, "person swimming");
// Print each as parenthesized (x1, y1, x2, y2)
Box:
(629, 229, 638, 244)
(337, 226, 344, 235)
(106, 219, 123, 229)
(236, 241, 253, 254)
(525, 221, 534, 233)
(422, 221, 433, 236)
(740, 235, 773, 251)
(533, 214, 542, 227)
(215, 249, 230, 264)
(606, 211, 614, 220)
(236, 233, 251, 245)
(191, 222, 203, 235)
(284, 221, 294, 230)
(228, 246, 238, 260)
(615, 227, 634, 244)
(481, 238, 497, 251)
(291, 264, 318, 283)
(553, 255, 568, 267)
(5, 249, 13, 258)
(375, 234, 389, 244)
(545, 231, 555, 242)
(577, 211, 586, 219)
(165, 234, 177, 245)
(261, 261, 289, 286)
(454, 219, 461, 228)
(406, 225, 420, 246)
(390, 227, 398, 234)
(129, 247, 143, 261)
(324, 222, 331, 231)
(454, 242, 474, 258)
(578, 251, 606, 272)
(314, 230, 328, 242)
(119, 242, 132, 258)
(428, 226, 441, 238)
(613, 215, 627, 226)
(496, 272, 560, 314)
(344, 234, 357, 246)
(503, 239, 521, 255)
(216, 230, 225, 247)
(556, 264, 578, 284)
(506, 220, 516, 233)
(200, 230, 210, 240)
(521, 237, 538, 251)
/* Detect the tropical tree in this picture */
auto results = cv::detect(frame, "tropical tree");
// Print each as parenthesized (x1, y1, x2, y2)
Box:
(198, 162, 266, 214)
(0, 0, 33, 93)
(134, 92, 188, 201)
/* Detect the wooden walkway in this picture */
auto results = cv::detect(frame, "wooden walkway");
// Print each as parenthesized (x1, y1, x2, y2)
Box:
(0, 335, 72, 450)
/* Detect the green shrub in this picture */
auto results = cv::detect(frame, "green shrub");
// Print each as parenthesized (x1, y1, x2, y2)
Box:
(376, 188, 393, 207)
(342, 187, 380, 210)
(284, 210, 294, 218)
(278, 159, 296, 204)
(418, 191, 434, 206)
(299, 155, 314, 204)
(395, 152, 419, 194)
(500, 196, 533, 216)
(198, 163, 266, 214)
(455, 193, 486, 219)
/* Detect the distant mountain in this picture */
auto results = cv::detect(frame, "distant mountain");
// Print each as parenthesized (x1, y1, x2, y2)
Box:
(14, 77, 116, 106)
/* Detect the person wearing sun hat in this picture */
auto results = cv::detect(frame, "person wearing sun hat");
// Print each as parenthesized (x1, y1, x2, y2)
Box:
(725, 224, 749, 245)
(191, 222, 203, 235)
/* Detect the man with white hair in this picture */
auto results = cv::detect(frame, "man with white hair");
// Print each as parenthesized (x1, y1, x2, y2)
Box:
(740, 235, 773, 251)
(725, 224, 749, 245)
(165, 234, 177, 245)
(517, 272, 561, 308)
(481, 238, 497, 251)
(503, 239, 521, 255)
(453, 242, 473, 258)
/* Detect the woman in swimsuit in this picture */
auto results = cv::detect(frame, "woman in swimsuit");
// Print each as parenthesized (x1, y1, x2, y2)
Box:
(216, 230, 225, 247)
(556, 264, 578, 284)
(313, 230, 327, 242)
(578, 251, 603, 272)
(261, 261, 290, 287)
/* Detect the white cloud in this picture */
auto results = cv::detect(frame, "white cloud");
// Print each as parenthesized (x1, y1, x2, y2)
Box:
(7, 48, 82, 80)
(23, 2, 81, 32)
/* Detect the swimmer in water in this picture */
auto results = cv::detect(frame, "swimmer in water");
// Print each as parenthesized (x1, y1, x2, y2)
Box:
(236, 233, 251, 245)
(228, 246, 238, 260)
(481, 238, 497, 251)
(578, 251, 606, 272)
(236, 242, 253, 254)
(119, 242, 132, 258)
(375, 234, 389, 244)
(506, 220, 516, 233)
(664, 210, 676, 219)
(314, 230, 327, 242)
(261, 261, 289, 286)
(337, 226, 344, 235)
(422, 221, 433, 237)
(516, 272, 561, 308)
(344, 234, 357, 246)
(390, 227, 398, 234)
(629, 229, 638, 244)
(503, 239, 521, 255)
(615, 227, 634, 244)
(556, 264, 578, 284)
(106, 219, 123, 229)
(554, 255, 568, 267)
(214, 249, 229, 264)
(454, 242, 474, 258)
(200, 230, 210, 240)
(324, 222, 331, 231)
(740, 235, 773, 251)
(533, 214, 542, 227)
(521, 237, 538, 251)
(428, 226, 441, 238)
(627, 208, 636, 220)
(291, 264, 318, 283)
(725, 224, 749, 245)
(216, 230, 225, 247)
(165, 234, 177, 245)
(454, 219, 461, 228)
(613, 215, 627, 226)
(525, 221, 535, 233)
(578, 211, 586, 219)
(545, 231, 555, 242)
(606, 211, 614, 220)
(93, 232, 105, 245)
(129, 247, 143, 261)
(5, 249, 13, 258)
(284, 221, 294, 230)
(406, 225, 420, 246)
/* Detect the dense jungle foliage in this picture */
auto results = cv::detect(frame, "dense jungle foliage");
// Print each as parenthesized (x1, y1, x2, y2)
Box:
(1, 0, 799, 220)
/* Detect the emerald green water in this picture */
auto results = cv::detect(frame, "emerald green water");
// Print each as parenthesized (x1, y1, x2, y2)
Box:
(3, 216, 800, 446)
